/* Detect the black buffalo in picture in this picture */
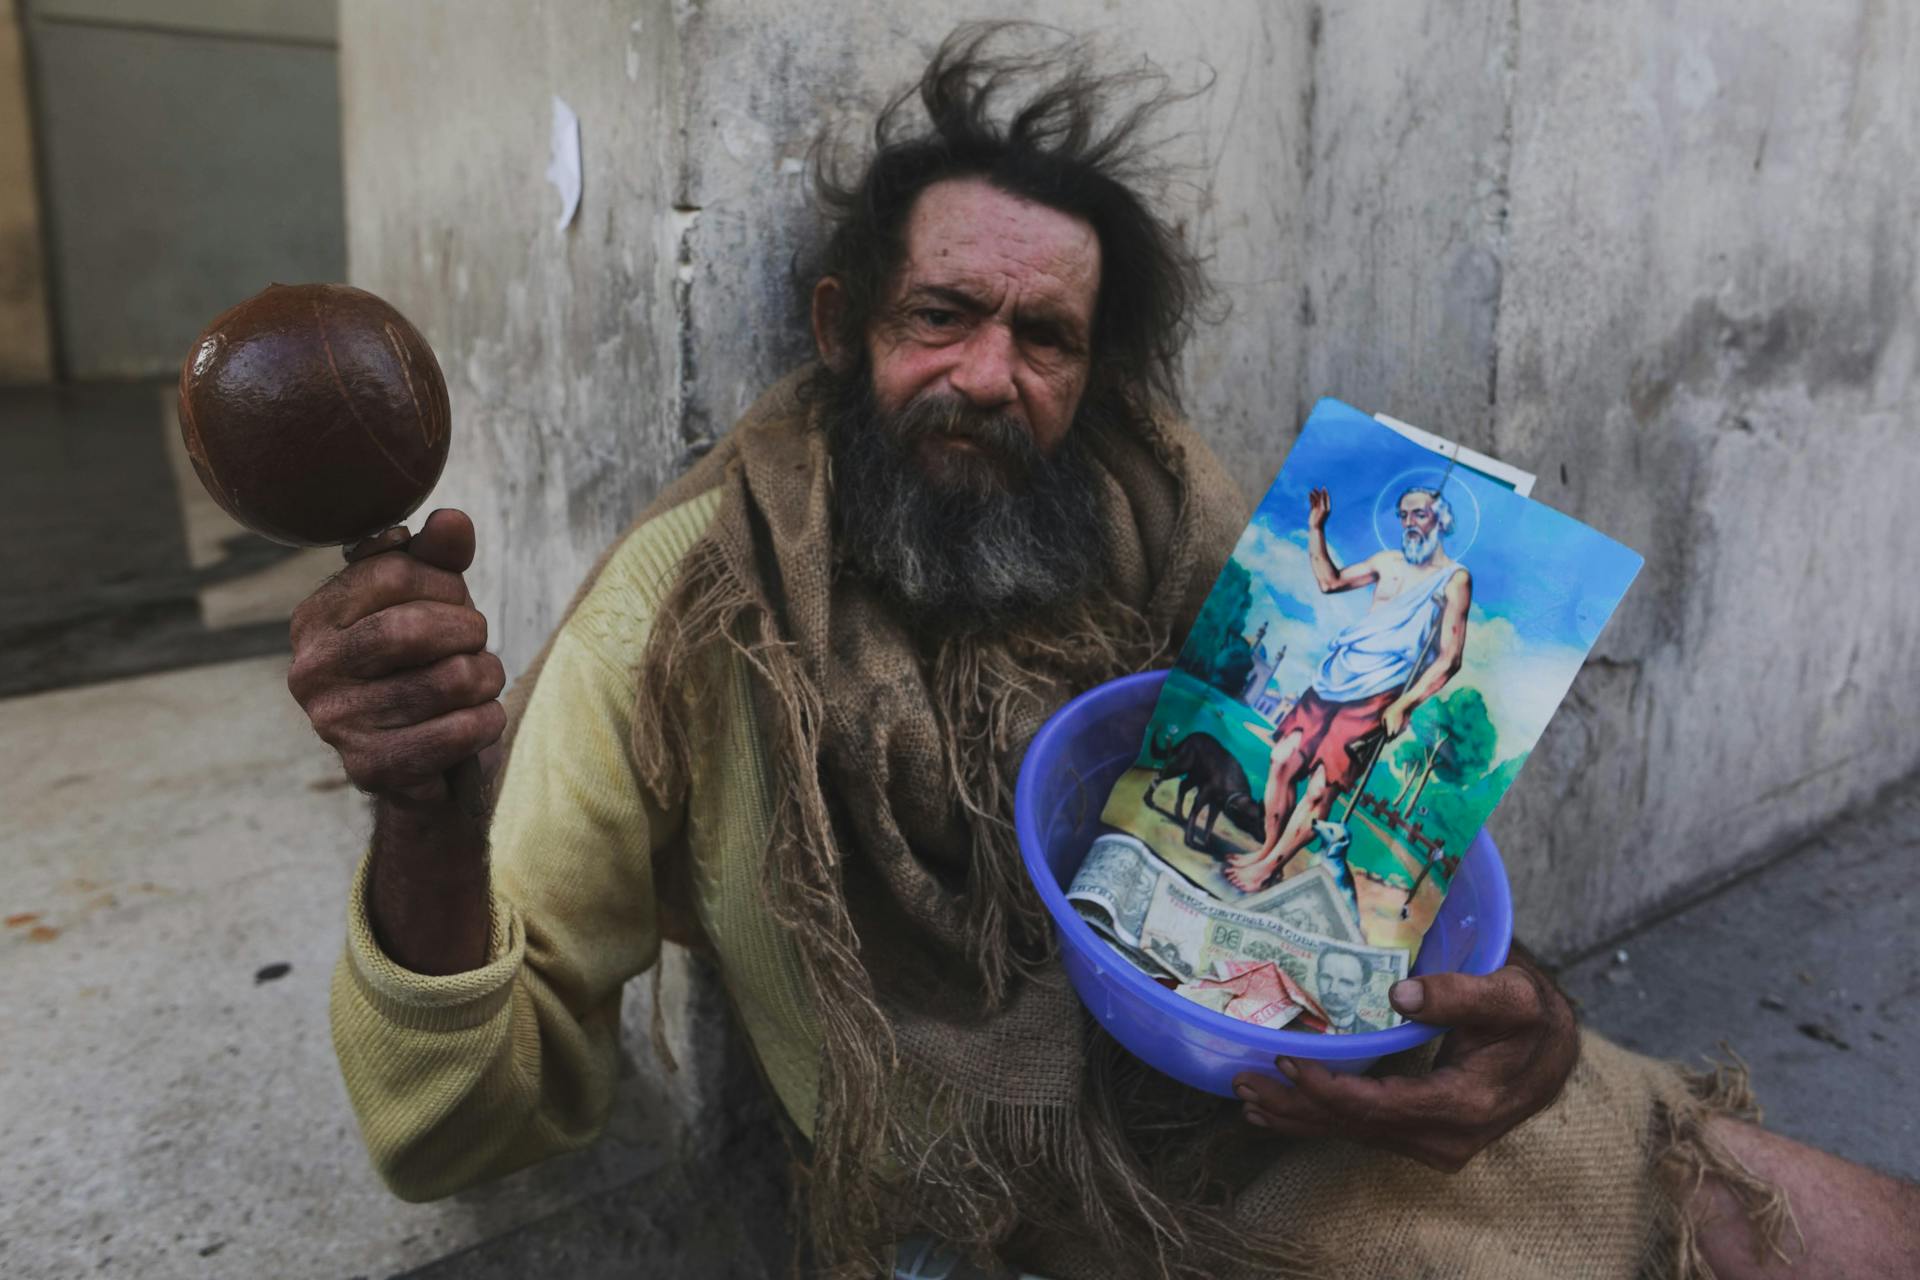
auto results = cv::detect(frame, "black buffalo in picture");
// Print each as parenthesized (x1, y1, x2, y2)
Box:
(1143, 730, 1264, 855)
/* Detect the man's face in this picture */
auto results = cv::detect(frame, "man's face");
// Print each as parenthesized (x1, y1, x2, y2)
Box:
(866, 177, 1101, 479)
(1398, 492, 1443, 566)
(815, 177, 1111, 628)
(1398, 493, 1440, 539)
(1317, 952, 1365, 1023)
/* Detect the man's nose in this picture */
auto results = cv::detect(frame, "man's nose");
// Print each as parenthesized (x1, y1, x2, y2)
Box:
(947, 324, 1018, 411)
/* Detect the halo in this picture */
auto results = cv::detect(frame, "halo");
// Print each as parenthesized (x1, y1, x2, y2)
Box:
(1373, 468, 1483, 561)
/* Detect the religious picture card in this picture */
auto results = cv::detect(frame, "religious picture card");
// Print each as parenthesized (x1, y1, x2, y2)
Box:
(1098, 398, 1644, 957)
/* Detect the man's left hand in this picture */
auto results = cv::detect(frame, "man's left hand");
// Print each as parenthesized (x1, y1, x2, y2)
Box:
(1233, 952, 1578, 1172)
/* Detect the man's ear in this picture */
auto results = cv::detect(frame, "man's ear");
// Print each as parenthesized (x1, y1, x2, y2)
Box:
(811, 276, 855, 372)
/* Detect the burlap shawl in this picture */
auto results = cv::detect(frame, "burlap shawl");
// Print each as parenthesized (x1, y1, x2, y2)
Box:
(511, 367, 1785, 1279)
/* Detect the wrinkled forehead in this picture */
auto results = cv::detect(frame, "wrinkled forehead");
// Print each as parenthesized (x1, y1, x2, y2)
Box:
(1399, 491, 1439, 515)
(896, 177, 1101, 313)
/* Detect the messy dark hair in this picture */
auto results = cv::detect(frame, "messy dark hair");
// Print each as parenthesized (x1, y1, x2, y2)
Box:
(809, 22, 1215, 414)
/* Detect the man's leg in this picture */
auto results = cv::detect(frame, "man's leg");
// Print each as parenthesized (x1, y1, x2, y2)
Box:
(1267, 764, 1334, 878)
(1228, 764, 1334, 891)
(1253, 729, 1305, 859)
(1682, 1117, 1920, 1279)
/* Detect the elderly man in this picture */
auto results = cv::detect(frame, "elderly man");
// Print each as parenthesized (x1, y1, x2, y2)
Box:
(1230, 484, 1472, 893)
(300, 25, 1914, 1280)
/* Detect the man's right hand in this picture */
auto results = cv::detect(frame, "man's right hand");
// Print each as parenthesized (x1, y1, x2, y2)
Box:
(1308, 487, 1331, 530)
(288, 508, 506, 805)
(290, 508, 502, 974)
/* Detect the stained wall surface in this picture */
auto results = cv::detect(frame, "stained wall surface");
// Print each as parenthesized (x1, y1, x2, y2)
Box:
(340, 1, 1920, 960)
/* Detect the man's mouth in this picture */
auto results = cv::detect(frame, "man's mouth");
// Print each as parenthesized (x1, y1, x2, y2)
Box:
(917, 429, 1023, 490)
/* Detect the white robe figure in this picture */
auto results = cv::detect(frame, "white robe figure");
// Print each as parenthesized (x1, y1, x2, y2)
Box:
(1311, 562, 1463, 704)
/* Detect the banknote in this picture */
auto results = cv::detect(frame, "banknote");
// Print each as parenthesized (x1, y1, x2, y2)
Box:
(1066, 833, 1165, 950)
(1235, 862, 1366, 944)
(1072, 900, 1179, 981)
(1172, 959, 1308, 1029)
(1071, 833, 1366, 950)
(1139, 874, 1409, 1033)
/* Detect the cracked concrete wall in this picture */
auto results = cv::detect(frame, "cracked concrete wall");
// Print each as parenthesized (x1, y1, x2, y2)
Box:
(340, 1, 733, 1154)
(1490, 2, 1920, 954)
(342, 2, 1920, 974)
(341, 1, 1307, 679)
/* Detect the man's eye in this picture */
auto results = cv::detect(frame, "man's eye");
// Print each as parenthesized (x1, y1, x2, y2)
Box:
(1021, 325, 1077, 354)
(915, 308, 960, 328)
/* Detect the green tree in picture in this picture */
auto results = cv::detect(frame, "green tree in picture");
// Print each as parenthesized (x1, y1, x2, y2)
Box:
(1390, 685, 1498, 816)
(1179, 560, 1254, 690)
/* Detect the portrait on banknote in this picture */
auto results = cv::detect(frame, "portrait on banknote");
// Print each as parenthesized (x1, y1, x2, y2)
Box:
(1097, 399, 1643, 960)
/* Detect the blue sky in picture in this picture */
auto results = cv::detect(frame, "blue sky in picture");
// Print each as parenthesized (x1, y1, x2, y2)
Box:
(1221, 399, 1644, 769)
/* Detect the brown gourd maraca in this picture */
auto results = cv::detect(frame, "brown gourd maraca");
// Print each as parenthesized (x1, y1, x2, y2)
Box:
(177, 283, 450, 547)
(178, 283, 486, 814)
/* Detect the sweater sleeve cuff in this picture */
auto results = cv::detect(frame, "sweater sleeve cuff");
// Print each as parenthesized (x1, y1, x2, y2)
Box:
(342, 851, 524, 1033)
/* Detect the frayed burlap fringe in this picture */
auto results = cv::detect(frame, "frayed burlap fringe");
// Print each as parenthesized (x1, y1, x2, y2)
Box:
(922, 596, 1163, 1001)
(633, 533, 900, 1268)
(1649, 1048, 1797, 1280)
(631, 530, 1316, 1278)
(620, 371, 1320, 1278)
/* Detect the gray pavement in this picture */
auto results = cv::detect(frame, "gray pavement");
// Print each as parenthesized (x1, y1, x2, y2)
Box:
(1558, 775, 1920, 1181)
(0, 383, 315, 698)
(0, 657, 764, 1280)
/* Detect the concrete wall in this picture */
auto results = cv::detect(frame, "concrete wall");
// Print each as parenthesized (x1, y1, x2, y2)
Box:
(23, 0, 344, 378)
(343, 1, 1309, 677)
(0, 0, 52, 382)
(341, 1, 1920, 963)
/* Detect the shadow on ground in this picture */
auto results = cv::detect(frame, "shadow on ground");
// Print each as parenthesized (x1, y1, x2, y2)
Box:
(0, 383, 300, 697)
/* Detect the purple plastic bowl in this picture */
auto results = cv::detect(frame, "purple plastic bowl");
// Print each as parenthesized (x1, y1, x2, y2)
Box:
(1014, 669, 1513, 1095)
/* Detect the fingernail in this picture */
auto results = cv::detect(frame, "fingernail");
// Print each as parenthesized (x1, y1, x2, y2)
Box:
(1234, 1084, 1257, 1103)
(1391, 979, 1425, 1013)
(1275, 1057, 1299, 1080)
(1244, 1108, 1268, 1127)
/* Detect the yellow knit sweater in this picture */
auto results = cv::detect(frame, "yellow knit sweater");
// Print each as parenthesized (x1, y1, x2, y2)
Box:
(327, 490, 1753, 1280)
(330, 489, 821, 1201)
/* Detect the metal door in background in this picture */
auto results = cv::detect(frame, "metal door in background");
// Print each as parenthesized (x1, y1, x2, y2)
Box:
(24, 0, 344, 379)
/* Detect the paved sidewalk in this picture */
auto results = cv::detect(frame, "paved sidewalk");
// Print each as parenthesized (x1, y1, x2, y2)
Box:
(0, 384, 328, 698)
(0, 657, 778, 1280)
(1559, 775, 1920, 1180)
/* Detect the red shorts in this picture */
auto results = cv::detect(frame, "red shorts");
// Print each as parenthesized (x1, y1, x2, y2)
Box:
(1272, 688, 1396, 792)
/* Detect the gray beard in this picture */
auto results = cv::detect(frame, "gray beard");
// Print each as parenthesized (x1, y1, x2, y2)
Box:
(1402, 527, 1443, 566)
(823, 367, 1107, 631)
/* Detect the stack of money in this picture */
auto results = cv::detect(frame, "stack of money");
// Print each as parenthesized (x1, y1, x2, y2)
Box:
(1068, 833, 1409, 1034)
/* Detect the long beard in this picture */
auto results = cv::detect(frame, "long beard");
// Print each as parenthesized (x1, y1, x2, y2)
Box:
(1402, 526, 1443, 566)
(822, 365, 1107, 631)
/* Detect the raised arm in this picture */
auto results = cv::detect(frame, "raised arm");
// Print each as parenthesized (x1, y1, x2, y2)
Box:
(322, 499, 721, 1201)
(1306, 487, 1379, 594)
(289, 511, 504, 975)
